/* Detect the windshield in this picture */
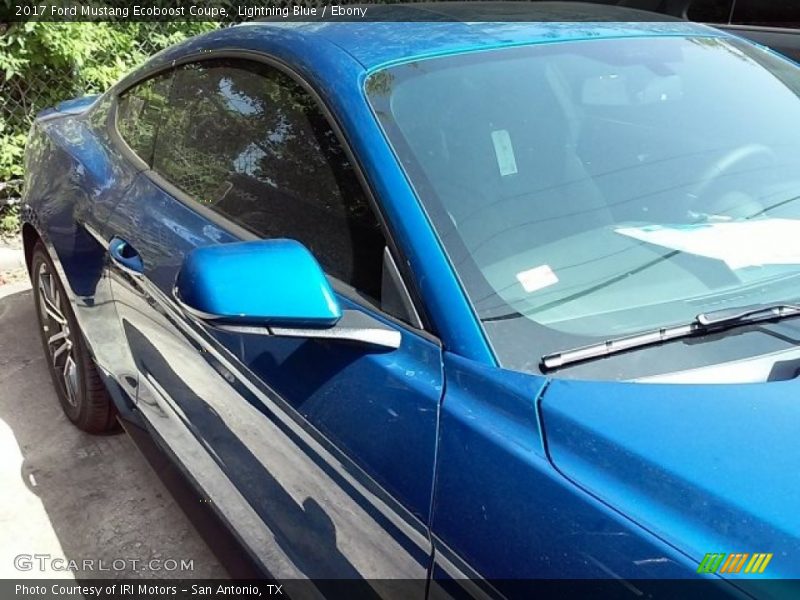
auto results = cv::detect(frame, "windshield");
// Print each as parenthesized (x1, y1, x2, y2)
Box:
(366, 36, 800, 374)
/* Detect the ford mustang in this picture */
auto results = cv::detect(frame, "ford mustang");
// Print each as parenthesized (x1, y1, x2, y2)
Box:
(20, 3, 800, 597)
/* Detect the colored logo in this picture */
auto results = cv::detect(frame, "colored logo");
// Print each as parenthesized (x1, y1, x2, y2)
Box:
(697, 553, 773, 574)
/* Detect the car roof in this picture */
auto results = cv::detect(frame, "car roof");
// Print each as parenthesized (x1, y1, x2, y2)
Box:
(242, 1, 723, 71)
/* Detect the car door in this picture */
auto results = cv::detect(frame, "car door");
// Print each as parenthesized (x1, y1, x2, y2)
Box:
(104, 56, 440, 595)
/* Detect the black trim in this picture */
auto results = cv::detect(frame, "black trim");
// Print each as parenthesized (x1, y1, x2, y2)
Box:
(106, 47, 436, 339)
(106, 76, 163, 173)
(145, 167, 261, 242)
(723, 23, 800, 34)
(382, 246, 424, 330)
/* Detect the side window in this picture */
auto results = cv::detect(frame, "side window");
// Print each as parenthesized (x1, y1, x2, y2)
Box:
(115, 72, 173, 165)
(731, 0, 800, 28)
(687, 0, 733, 24)
(152, 59, 387, 305)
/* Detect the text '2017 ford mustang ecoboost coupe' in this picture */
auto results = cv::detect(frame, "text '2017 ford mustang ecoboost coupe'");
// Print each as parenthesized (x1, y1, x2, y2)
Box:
(20, 3, 800, 597)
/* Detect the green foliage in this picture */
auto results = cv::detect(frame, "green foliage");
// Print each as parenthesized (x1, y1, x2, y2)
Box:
(0, 22, 219, 192)
(0, 119, 26, 179)
(0, 22, 218, 229)
(0, 203, 19, 237)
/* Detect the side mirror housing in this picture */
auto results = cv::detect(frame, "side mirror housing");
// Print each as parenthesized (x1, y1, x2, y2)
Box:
(174, 239, 401, 350)
(175, 239, 341, 328)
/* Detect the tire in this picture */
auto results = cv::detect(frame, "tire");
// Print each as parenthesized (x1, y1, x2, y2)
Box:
(31, 241, 117, 433)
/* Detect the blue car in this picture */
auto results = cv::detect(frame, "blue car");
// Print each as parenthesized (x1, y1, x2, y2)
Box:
(20, 3, 800, 596)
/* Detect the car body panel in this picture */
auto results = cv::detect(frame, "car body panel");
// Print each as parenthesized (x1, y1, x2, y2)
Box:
(540, 377, 800, 578)
(432, 353, 702, 583)
(21, 96, 141, 386)
(102, 130, 438, 587)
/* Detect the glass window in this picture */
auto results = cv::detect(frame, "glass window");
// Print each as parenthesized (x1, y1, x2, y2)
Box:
(687, 0, 733, 23)
(732, 0, 800, 28)
(152, 59, 386, 303)
(367, 37, 800, 372)
(115, 72, 173, 165)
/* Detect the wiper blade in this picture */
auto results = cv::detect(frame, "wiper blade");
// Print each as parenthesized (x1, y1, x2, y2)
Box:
(696, 302, 800, 326)
(541, 302, 800, 371)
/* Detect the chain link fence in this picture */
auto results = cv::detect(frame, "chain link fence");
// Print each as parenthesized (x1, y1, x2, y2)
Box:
(0, 22, 220, 230)
(0, 47, 77, 212)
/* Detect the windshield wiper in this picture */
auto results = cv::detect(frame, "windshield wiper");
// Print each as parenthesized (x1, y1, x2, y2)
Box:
(541, 302, 800, 371)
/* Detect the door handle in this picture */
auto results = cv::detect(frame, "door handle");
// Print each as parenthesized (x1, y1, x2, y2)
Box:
(109, 237, 144, 275)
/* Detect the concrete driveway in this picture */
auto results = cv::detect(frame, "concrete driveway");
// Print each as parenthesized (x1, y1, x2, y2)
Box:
(0, 281, 226, 579)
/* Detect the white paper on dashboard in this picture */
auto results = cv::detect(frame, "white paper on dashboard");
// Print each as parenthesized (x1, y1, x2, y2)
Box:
(615, 219, 800, 270)
(491, 129, 518, 177)
(516, 264, 559, 293)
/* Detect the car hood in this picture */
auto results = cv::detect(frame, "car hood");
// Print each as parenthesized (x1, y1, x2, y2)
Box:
(539, 377, 800, 580)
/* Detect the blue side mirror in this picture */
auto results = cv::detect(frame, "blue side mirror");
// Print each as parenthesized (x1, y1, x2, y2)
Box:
(175, 239, 342, 328)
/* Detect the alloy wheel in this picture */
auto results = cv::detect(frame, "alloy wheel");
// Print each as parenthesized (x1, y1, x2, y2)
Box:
(36, 262, 79, 407)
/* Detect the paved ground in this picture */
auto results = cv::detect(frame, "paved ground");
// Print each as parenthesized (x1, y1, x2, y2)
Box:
(0, 247, 24, 271)
(0, 281, 227, 579)
(0, 237, 26, 285)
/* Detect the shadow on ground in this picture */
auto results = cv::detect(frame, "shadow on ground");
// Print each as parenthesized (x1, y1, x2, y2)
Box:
(0, 283, 227, 579)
